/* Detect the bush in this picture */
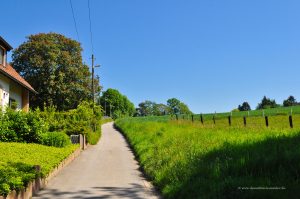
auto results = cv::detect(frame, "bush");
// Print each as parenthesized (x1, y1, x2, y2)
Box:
(0, 109, 47, 143)
(40, 132, 71, 147)
(86, 129, 101, 145)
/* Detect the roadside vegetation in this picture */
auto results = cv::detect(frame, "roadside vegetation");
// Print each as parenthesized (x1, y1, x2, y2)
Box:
(115, 116, 300, 199)
(0, 143, 78, 196)
(0, 101, 105, 196)
(0, 101, 103, 146)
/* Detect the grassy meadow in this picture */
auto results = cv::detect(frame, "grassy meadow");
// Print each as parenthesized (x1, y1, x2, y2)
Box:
(189, 105, 300, 121)
(115, 115, 300, 199)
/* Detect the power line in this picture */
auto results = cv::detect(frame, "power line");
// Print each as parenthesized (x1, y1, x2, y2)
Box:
(69, 0, 80, 42)
(88, 0, 94, 54)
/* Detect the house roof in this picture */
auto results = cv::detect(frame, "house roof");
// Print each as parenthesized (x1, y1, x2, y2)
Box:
(0, 36, 13, 51)
(0, 64, 37, 93)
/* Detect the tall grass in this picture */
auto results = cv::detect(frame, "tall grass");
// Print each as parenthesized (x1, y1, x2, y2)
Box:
(115, 116, 300, 199)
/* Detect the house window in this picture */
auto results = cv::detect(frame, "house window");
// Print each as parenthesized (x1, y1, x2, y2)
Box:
(9, 98, 17, 110)
(0, 47, 3, 65)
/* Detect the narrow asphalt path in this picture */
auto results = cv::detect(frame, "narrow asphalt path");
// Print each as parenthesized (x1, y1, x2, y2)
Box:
(33, 122, 159, 199)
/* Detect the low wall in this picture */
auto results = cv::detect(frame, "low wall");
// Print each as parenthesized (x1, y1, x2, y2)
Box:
(0, 147, 82, 199)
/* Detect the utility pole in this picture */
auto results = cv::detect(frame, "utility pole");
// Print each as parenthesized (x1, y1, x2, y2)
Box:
(91, 54, 100, 104)
(91, 54, 95, 104)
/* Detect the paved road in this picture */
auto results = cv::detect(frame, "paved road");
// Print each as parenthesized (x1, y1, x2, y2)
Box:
(33, 122, 159, 199)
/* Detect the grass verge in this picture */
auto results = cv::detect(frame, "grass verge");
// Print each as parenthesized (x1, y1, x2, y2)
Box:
(115, 116, 300, 199)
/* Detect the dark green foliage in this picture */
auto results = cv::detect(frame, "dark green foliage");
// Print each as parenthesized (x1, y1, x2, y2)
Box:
(257, 96, 279, 110)
(40, 132, 71, 147)
(283, 96, 298, 107)
(12, 33, 101, 111)
(99, 88, 135, 119)
(238, 102, 251, 111)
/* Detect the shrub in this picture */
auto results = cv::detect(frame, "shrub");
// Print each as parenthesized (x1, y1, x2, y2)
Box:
(40, 132, 71, 147)
(86, 129, 101, 145)
(0, 109, 47, 143)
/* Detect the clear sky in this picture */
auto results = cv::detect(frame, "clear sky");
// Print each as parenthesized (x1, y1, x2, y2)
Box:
(2, 0, 300, 113)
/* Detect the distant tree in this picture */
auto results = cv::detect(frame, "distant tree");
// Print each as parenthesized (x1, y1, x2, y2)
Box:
(167, 98, 181, 114)
(238, 102, 251, 111)
(99, 88, 135, 118)
(256, 96, 278, 110)
(167, 98, 192, 115)
(283, 96, 297, 107)
(153, 103, 170, 116)
(138, 101, 156, 116)
(12, 33, 100, 111)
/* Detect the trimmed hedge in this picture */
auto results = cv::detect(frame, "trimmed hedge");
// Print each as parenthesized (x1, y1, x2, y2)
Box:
(0, 143, 78, 196)
(40, 132, 71, 147)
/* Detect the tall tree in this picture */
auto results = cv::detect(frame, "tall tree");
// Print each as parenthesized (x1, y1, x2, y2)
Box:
(167, 98, 192, 114)
(283, 96, 297, 107)
(167, 98, 181, 114)
(137, 101, 156, 116)
(99, 88, 135, 118)
(238, 102, 251, 111)
(12, 33, 100, 110)
(256, 96, 278, 110)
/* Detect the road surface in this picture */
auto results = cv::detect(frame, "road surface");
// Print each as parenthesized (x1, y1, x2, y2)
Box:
(33, 122, 159, 199)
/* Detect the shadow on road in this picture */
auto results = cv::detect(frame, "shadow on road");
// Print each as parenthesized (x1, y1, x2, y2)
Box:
(34, 183, 150, 199)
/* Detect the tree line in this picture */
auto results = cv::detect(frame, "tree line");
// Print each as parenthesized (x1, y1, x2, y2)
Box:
(98, 90, 193, 118)
(237, 95, 299, 111)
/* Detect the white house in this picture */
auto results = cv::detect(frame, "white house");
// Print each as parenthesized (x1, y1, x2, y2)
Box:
(0, 36, 36, 112)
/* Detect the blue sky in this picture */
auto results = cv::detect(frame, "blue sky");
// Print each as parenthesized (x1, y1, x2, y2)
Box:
(2, 0, 300, 113)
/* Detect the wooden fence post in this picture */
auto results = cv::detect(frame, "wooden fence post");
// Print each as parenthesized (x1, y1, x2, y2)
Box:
(200, 114, 203, 124)
(213, 115, 216, 125)
(228, 116, 231, 126)
(289, 115, 293, 128)
(265, 116, 269, 127)
(176, 114, 178, 121)
(243, 116, 247, 127)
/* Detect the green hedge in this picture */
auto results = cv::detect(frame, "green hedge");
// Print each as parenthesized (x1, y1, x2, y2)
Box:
(40, 132, 71, 147)
(0, 101, 103, 145)
(0, 143, 78, 196)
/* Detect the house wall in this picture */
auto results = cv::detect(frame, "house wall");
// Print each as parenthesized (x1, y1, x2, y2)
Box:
(0, 73, 25, 111)
(0, 73, 10, 108)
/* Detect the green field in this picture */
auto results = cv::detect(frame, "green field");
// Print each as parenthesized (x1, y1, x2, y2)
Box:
(0, 143, 79, 196)
(176, 105, 300, 121)
(115, 116, 300, 199)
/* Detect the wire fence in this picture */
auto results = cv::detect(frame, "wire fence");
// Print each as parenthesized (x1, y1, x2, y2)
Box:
(173, 110, 300, 129)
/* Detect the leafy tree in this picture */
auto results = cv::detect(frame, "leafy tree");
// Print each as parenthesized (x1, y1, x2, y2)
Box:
(153, 103, 170, 116)
(167, 98, 181, 114)
(12, 33, 100, 110)
(256, 96, 278, 110)
(99, 88, 135, 118)
(136, 101, 170, 116)
(137, 101, 156, 116)
(238, 102, 251, 111)
(283, 96, 297, 107)
(167, 98, 192, 115)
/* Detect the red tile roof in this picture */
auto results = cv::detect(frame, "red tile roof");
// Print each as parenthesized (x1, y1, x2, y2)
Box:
(0, 64, 36, 93)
